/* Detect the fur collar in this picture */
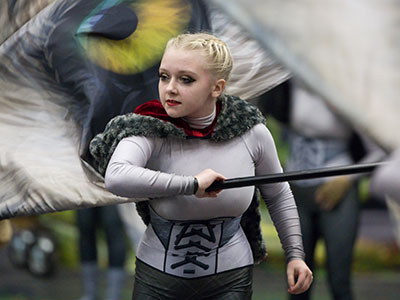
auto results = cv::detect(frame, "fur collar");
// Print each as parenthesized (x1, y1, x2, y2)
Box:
(90, 95, 265, 175)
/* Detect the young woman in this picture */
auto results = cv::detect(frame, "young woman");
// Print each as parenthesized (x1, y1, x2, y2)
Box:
(90, 33, 312, 299)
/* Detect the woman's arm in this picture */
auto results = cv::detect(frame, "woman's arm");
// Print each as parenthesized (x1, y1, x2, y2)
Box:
(245, 124, 305, 262)
(105, 136, 195, 198)
(245, 123, 312, 293)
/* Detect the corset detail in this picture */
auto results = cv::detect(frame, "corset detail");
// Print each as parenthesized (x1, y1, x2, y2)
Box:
(149, 207, 242, 278)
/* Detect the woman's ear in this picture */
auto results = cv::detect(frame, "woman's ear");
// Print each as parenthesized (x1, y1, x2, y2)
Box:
(211, 79, 226, 98)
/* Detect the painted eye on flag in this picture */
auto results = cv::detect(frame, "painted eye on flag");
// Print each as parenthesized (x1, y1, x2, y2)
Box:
(0, 0, 212, 220)
(76, 0, 191, 74)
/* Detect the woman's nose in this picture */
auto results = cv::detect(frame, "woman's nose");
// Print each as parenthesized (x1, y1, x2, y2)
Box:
(166, 79, 178, 94)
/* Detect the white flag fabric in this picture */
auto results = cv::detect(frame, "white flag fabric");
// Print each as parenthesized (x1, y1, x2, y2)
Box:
(210, 0, 400, 151)
(0, 0, 288, 220)
(210, 0, 400, 208)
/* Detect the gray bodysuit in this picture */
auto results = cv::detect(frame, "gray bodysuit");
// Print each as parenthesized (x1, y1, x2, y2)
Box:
(105, 122, 304, 278)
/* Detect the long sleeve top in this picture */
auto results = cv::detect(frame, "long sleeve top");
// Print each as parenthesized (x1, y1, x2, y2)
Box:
(106, 123, 304, 264)
(90, 95, 304, 277)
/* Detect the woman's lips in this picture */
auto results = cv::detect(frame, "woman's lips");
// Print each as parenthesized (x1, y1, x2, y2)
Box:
(166, 99, 181, 106)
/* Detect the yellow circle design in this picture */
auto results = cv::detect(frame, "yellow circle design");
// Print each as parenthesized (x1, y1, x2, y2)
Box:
(79, 0, 191, 74)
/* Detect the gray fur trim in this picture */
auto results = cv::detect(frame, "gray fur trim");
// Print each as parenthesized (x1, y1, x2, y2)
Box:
(89, 95, 265, 175)
(212, 95, 266, 142)
(89, 113, 186, 175)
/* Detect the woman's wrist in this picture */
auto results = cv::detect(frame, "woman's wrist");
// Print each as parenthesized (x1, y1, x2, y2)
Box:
(193, 177, 199, 194)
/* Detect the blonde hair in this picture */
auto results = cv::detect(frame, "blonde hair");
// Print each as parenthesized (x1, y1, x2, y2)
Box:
(165, 33, 233, 83)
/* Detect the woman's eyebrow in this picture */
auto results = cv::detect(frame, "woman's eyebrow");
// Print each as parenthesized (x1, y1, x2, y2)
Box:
(175, 70, 198, 77)
(159, 67, 197, 76)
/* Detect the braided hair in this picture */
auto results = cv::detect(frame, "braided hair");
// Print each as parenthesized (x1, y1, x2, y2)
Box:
(165, 33, 233, 85)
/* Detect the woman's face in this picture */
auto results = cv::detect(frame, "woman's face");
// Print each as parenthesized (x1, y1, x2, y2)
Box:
(158, 47, 225, 118)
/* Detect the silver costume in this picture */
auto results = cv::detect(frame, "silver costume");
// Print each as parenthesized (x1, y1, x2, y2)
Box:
(106, 123, 304, 278)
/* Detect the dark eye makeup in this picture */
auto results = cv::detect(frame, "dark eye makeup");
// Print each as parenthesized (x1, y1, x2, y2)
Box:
(158, 73, 168, 81)
(181, 76, 195, 84)
(158, 72, 195, 84)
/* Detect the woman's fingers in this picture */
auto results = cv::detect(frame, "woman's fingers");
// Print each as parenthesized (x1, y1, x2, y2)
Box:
(194, 169, 226, 198)
(288, 271, 313, 294)
(287, 259, 313, 295)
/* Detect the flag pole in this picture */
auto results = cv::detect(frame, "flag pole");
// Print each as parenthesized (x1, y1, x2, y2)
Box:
(206, 162, 386, 192)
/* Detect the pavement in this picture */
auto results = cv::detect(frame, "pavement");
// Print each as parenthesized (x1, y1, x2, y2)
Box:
(0, 206, 399, 300)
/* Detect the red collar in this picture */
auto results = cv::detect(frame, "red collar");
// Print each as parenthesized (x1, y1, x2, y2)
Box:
(134, 99, 221, 138)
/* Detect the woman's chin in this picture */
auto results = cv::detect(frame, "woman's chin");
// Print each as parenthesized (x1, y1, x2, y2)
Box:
(165, 110, 183, 119)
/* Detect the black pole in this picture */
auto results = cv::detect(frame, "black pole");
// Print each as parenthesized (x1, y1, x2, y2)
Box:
(206, 162, 386, 192)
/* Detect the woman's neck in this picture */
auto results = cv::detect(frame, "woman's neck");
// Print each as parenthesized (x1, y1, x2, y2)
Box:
(183, 105, 216, 129)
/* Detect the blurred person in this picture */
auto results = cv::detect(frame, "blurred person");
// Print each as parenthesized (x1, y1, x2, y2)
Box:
(116, 203, 146, 253)
(76, 206, 127, 300)
(0, 220, 12, 248)
(5, 216, 57, 277)
(371, 150, 400, 203)
(371, 150, 400, 248)
(90, 33, 312, 299)
(258, 79, 385, 300)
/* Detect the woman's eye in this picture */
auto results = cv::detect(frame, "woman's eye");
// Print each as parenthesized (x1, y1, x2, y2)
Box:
(159, 73, 168, 81)
(181, 76, 195, 84)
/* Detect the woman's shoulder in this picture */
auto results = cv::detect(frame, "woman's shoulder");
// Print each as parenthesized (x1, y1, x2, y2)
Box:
(244, 123, 273, 142)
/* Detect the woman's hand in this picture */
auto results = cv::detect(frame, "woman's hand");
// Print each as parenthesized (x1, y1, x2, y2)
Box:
(0, 220, 12, 248)
(287, 259, 313, 295)
(315, 176, 352, 211)
(194, 168, 226, 198)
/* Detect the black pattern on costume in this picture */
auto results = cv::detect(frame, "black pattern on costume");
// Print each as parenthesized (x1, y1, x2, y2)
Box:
(169, 221, 219, 275)
(90, 94, 268, 264)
